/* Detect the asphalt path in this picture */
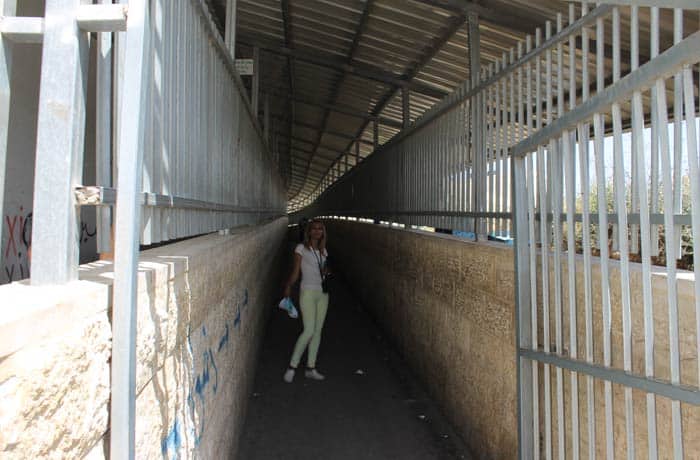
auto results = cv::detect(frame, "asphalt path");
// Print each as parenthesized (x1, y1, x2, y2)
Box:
(236, 268, 474, 460)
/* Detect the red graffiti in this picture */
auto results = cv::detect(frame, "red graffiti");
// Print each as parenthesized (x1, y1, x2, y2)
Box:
(5, 214, 19, 258)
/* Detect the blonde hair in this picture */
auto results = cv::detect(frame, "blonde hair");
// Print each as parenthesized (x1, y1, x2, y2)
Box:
(303, 219, 327, 252)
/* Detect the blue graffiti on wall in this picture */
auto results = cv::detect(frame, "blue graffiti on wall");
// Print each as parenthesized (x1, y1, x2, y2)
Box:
(162, 288, 252, 452)
(161, 418, 182, 459)
(185, 325, 220, 447)
(234, 289, 249, 328)
(217, 324, 230, 352)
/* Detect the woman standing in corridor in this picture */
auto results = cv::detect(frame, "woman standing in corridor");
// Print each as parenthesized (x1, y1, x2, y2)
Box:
(282, 219, 330, 383)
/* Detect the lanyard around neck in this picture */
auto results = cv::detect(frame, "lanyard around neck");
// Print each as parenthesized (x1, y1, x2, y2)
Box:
(310, 247, 324, 276)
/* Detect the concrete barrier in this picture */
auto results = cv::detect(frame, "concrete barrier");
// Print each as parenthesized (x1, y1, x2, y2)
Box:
(0, 217, 287, 459)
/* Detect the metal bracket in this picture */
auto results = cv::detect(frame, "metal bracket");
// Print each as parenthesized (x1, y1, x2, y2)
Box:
(76, 4, 128, 32)
(0, 17, 44, 43)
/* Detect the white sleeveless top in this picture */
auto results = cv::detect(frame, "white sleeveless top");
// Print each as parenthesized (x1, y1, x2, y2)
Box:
(295, 243, 327, 291)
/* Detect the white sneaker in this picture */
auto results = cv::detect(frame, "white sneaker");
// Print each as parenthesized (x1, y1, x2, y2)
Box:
(304, 369, 325, 381)
(283, 368, 295, 383)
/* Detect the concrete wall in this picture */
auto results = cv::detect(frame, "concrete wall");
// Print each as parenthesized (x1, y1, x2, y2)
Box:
(0, 217, 287, 458)
(325, 219, 699, 460)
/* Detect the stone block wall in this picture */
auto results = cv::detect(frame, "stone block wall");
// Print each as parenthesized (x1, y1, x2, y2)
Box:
(0, 217, 287, 459)
(325, 220, 518, 459)
(325, 219, 699, 460)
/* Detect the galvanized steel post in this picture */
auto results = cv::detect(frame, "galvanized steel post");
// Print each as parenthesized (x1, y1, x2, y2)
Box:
(111, 0, 149, 457)
(0, 0, 17, 257)
(96, 0, 113, 255)
(31, 0, 89, 285)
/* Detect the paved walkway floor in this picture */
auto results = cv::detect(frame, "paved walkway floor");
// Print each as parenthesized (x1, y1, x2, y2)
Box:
(237, 274, 474, 460)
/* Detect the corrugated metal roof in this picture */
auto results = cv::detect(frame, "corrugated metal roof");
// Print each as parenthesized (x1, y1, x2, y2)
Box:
(212, 0, 685, 201)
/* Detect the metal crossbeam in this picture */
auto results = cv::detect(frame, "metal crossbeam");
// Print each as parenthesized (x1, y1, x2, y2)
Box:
(0, 17, 43, 43)
(237, 38, 448, 100)
(297, 0, 375, 198)
(521, 349, 700, 405)
(76, 4, 127, 32)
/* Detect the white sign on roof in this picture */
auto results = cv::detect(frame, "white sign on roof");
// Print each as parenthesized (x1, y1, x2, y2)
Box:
(235, 59, 254, 76)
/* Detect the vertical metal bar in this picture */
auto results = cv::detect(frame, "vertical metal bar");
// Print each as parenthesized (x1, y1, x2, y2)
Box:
(578, 6, 595, 457)
(514, 151, 533, 460)
(0, 0, 17, 259)
(565, 8, 579, 459)
(535, 28, 553, 458)
(507, 48, 514, 236)
(494, 57, 503, 237)
(595, 12, 615, 459)
(225, 0, 237, 55)
(629, 7, 639, 257)
(112, 0, 149, 457)
(664, 8, 680, 459)
(649, 8, 660, 257)
(672, 9, 684, 259)
(252, 45, 259, 118)
(521, 35, 539, 460)
(563, 129, 579, 460)
(539, 24, 553, 460)
(141, 0, 154, 245)
(682, 55, 700, 401)
(594, 112, 615, 460)
(553, 16, 566, 460)
(489, 63, 496, 234)
(468, 12, 482, 238)
(654, 74, 683, 460)
(31, 0, 89, 285)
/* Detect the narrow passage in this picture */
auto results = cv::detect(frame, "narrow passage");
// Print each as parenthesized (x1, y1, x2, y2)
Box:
(237, 271, 474, 460)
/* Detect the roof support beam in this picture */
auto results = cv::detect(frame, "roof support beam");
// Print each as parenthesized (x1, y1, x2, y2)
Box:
(338, 10, 467, 178)
(272, 92, 403, 128)
(413, 0, 537, 35)
(237, 38, 448, 100)
(297, 0, 376, 198)
(271, 116, 374, 145)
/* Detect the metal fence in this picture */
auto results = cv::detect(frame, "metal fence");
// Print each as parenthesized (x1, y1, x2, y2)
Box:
(1, 0, 285, 457)
(509, 4, 700, 459)
(298, 2, 699, 458)
(0, 0, 285, 285)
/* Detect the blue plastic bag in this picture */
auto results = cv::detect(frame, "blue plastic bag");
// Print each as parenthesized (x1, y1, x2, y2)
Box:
(278, 297, 299, 319)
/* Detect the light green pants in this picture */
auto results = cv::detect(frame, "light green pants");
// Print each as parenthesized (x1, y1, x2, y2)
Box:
(290, 289, 329, 368)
